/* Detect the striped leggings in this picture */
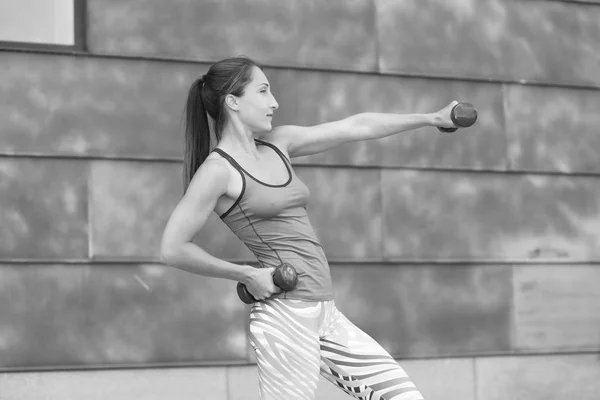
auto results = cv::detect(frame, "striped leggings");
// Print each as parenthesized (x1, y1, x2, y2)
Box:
(248, 299, 424, 400)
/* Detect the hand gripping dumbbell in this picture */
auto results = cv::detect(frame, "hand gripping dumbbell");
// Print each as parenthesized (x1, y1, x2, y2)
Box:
(237, 263, 299, 304)
(438, 102, 478, 133)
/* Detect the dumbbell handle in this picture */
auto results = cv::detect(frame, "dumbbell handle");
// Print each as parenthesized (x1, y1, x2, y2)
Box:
(438, 102, 478, 133)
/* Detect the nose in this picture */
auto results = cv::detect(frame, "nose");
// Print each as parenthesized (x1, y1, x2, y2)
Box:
(270, 94, 279, 110)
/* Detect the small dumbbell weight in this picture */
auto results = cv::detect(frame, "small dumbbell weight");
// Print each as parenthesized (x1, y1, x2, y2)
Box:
(438, 102, 478, 133)
(237, 263, 298, 304)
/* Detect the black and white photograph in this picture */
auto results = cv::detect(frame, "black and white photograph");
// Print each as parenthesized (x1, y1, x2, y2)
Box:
(1, 1, 599, 399)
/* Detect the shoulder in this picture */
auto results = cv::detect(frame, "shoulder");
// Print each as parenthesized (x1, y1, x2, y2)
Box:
(255, 133, 294, 162)
(260, 125, 305, 154)
(185, 155, 231, 199)
(204, 152, 231, 170)
(263, 125, 305, 142)
(261, 118, 355, 158)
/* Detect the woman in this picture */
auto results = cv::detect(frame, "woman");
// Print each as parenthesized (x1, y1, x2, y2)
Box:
(160, 57, 460, 400)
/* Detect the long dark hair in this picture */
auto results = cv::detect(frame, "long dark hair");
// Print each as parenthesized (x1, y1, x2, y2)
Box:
(183, 56, 261, 192)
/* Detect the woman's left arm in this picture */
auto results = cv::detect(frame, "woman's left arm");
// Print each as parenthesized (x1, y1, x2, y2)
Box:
(267, 101, 458, 158)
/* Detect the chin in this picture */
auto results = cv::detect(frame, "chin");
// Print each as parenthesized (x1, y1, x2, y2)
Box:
(258, 123, 273, 132)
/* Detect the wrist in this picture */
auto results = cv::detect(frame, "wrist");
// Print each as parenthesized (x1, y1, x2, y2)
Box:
(239, 264, 257, 285)
(427, 112, 442, 127)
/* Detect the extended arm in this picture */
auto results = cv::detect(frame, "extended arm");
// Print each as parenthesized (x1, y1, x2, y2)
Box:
(266, 101, 458, 158)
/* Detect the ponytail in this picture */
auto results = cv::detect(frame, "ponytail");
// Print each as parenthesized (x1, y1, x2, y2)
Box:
(181, 57, 260, 193)
(183, 77, 210, 193)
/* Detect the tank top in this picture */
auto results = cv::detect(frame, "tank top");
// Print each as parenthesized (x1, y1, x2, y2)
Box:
(212, 139, 334, 301)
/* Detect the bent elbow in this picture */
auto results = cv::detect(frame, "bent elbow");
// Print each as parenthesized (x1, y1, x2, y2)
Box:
(159, 251, 171, 266)
(160, 244, 178, 266)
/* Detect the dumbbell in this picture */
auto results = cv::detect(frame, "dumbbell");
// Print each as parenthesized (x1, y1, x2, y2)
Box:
(237, 263, 299, 304)
(438, 102, 478, 133)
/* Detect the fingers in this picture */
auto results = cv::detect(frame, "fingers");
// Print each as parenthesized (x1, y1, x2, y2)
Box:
(248, 287, 280, 301)
(244, 266, 285, 301)
(247, 279, 281, 301)
(443, 100, 458, 112)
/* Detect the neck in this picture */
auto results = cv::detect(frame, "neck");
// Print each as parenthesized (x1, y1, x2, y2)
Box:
(219, 119, 259, 159)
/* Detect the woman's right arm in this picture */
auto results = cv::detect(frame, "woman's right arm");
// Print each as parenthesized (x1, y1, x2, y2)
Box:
(160, 158, 250, 281)
(159, 158, 280, 300)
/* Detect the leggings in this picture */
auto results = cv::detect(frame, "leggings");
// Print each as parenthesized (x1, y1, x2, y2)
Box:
(248, 299, 424, 400)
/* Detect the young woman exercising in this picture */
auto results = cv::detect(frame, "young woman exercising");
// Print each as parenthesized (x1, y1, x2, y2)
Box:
(160, 57, 468, 400)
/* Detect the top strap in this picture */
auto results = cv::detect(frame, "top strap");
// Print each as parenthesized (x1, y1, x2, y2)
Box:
(254, 139, 292, 167)
(211, 148, 246, 219)
(212, 141, 292, 188)
(212, 147, 244, 173)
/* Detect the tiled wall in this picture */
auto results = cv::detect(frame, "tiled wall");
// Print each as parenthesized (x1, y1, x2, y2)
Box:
(1, 0, 599, 399)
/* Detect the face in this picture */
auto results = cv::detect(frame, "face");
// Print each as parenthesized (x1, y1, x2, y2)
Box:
(234, 67, 279, 132)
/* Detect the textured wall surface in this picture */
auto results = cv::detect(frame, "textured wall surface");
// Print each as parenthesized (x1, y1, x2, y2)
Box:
(1, 0, 599, 399)
(87, 0, 378, 71)
(377, 0, 600, 86)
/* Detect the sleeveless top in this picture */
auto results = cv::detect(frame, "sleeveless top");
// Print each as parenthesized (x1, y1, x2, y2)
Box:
(212, 139, 334, 301)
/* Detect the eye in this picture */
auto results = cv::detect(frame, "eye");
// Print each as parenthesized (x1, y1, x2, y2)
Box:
(260, 89, 267, 93)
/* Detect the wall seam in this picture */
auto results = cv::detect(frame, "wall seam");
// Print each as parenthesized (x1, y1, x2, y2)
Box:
(2, 350, 600, 374)
(87, 161, 93, 260)
(472, 356, 479, 400)
(3, 154, 600, 178)
(510, 264, 518, 356)
(3, 258, 600, 266)
(2, 47, 600, 92)
(372, 0, 381, 73)
(501, 83, 513, 171)
(225, 366, 230, 400)
(379, 167, 386, 262)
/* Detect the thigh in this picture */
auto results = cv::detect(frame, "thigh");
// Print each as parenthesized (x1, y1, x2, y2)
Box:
(249, 299, 322, 400)
(319, 309, 424, 400)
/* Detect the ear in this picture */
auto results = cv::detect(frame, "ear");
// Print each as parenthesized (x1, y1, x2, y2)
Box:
(225, 94, 239, 111)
